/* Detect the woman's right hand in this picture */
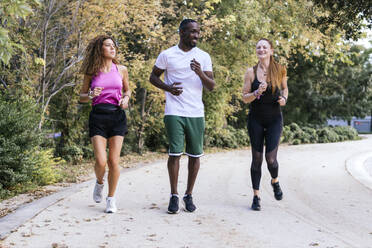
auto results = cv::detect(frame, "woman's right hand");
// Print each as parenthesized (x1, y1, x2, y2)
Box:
(257, 82, 267, 94)
(90, 87, 104, 98)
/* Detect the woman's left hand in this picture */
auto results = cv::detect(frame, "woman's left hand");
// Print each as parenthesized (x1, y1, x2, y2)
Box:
(277, 96, 286, 106)
(119, 96, 129, 109)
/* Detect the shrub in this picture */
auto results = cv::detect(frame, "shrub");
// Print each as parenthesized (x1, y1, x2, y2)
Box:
(81, 145, 94, 159)
(32, 149, 64, 186)
(233, 128, 250, 146)
(282, 125, 294, 143)
(332, 126, 359, 141)
(292, 139, 301, 145)
(292, 129, 306, 143)
(302, 127, 318, 143)
(205, 126, 250, 148)
(213, 127, 238, 148)
(59, 145, 84, 164)
(288, 123, 301, 132)
(282, 123, 358, 145)
(316, 127, 339, 143)
(0, 94, 42, 196)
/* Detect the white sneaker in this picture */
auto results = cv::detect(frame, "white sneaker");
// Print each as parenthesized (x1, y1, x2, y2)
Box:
(105, 197, 117, 213)
(93, 181, 104, 203)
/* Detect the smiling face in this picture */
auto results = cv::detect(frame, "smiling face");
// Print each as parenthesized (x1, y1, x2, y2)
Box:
(256, 39, 273, 59)
(180, 22, 200, 48)
(101, 38, 116, 59)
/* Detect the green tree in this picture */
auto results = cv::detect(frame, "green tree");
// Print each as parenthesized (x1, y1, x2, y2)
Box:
(326, 45, 372, 121)
(0, 0, 38, 64)
(284, 45, 372, 124)
(312, 0, 372, 40)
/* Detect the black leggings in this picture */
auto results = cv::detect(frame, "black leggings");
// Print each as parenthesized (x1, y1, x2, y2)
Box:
(247, 113, 282, 190)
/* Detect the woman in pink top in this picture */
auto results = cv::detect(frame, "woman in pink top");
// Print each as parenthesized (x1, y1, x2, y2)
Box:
(79, 35, 131, 213)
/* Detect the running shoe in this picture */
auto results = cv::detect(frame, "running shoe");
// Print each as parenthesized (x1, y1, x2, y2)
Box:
(271, 181, 283, 200)
(93, 181, 104, 203)
(167, 195, 180, 214)
(105, 197, 117, 213)
(251, 195, 261, 211)
(183, 194, 197, 212)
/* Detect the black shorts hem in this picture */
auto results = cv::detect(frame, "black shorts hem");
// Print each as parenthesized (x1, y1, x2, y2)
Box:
(88, 108, 128, 139)
(89, 133, 108, 139)
(89, 133, 127, 139)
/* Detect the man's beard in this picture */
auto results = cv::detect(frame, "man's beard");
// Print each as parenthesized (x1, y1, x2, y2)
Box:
(188, 40, 197, 48)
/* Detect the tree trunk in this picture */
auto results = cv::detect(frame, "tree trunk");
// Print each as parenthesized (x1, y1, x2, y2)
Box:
(137, 88, 147, 154)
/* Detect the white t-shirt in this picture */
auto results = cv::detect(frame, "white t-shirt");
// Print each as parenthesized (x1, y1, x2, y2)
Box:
(155, 45, 213, 117)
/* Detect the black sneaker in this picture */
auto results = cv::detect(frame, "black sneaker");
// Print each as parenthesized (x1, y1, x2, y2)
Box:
(251, 195, 261, 211)
(271, 181, 283, 200)
(167, 195, 180, 214)
(183, 194, 197, 212)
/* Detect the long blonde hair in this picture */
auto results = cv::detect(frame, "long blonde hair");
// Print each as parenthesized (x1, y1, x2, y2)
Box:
(80, 35, 119, 76)
(257, 38, 286, 93)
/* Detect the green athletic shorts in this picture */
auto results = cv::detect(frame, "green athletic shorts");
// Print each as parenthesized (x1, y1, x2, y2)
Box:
(164, 115, 205, 157)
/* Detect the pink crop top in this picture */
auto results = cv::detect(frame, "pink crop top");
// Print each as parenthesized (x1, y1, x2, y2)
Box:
(90, 63, 122, 106)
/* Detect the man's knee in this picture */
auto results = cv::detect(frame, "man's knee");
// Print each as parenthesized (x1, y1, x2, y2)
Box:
(168, 155, 181, 164)
(188, 156, 200, 167)
(188, 156, 199, 162)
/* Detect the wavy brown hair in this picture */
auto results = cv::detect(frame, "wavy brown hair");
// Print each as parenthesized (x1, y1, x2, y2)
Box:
(80, 35, 119, 76)
(257, 38, 287, 93)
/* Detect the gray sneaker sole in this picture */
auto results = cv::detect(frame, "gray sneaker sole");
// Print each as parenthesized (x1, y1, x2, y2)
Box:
(167, 209, 180, 214)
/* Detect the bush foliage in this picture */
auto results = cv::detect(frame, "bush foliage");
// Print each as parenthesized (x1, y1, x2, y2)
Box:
(0, 94, 64, 199)
(282, 123, 359, 145)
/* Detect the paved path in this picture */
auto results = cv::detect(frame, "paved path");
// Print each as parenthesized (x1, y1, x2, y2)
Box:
(365, 157, 372, 178)
(1, 136, 372, 248)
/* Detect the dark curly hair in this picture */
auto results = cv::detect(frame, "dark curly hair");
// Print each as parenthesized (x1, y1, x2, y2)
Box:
(80, 35, 119, 76)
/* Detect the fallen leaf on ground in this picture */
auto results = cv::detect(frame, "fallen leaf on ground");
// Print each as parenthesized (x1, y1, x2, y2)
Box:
(51, 243, 68, 248)
(193, 219, 202, 225)
(149, 205, 160, 210)
(21, 232, 31, 237)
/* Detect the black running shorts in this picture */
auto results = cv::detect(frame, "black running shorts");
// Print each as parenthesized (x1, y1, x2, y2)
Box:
(89, 103, 128, 138)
